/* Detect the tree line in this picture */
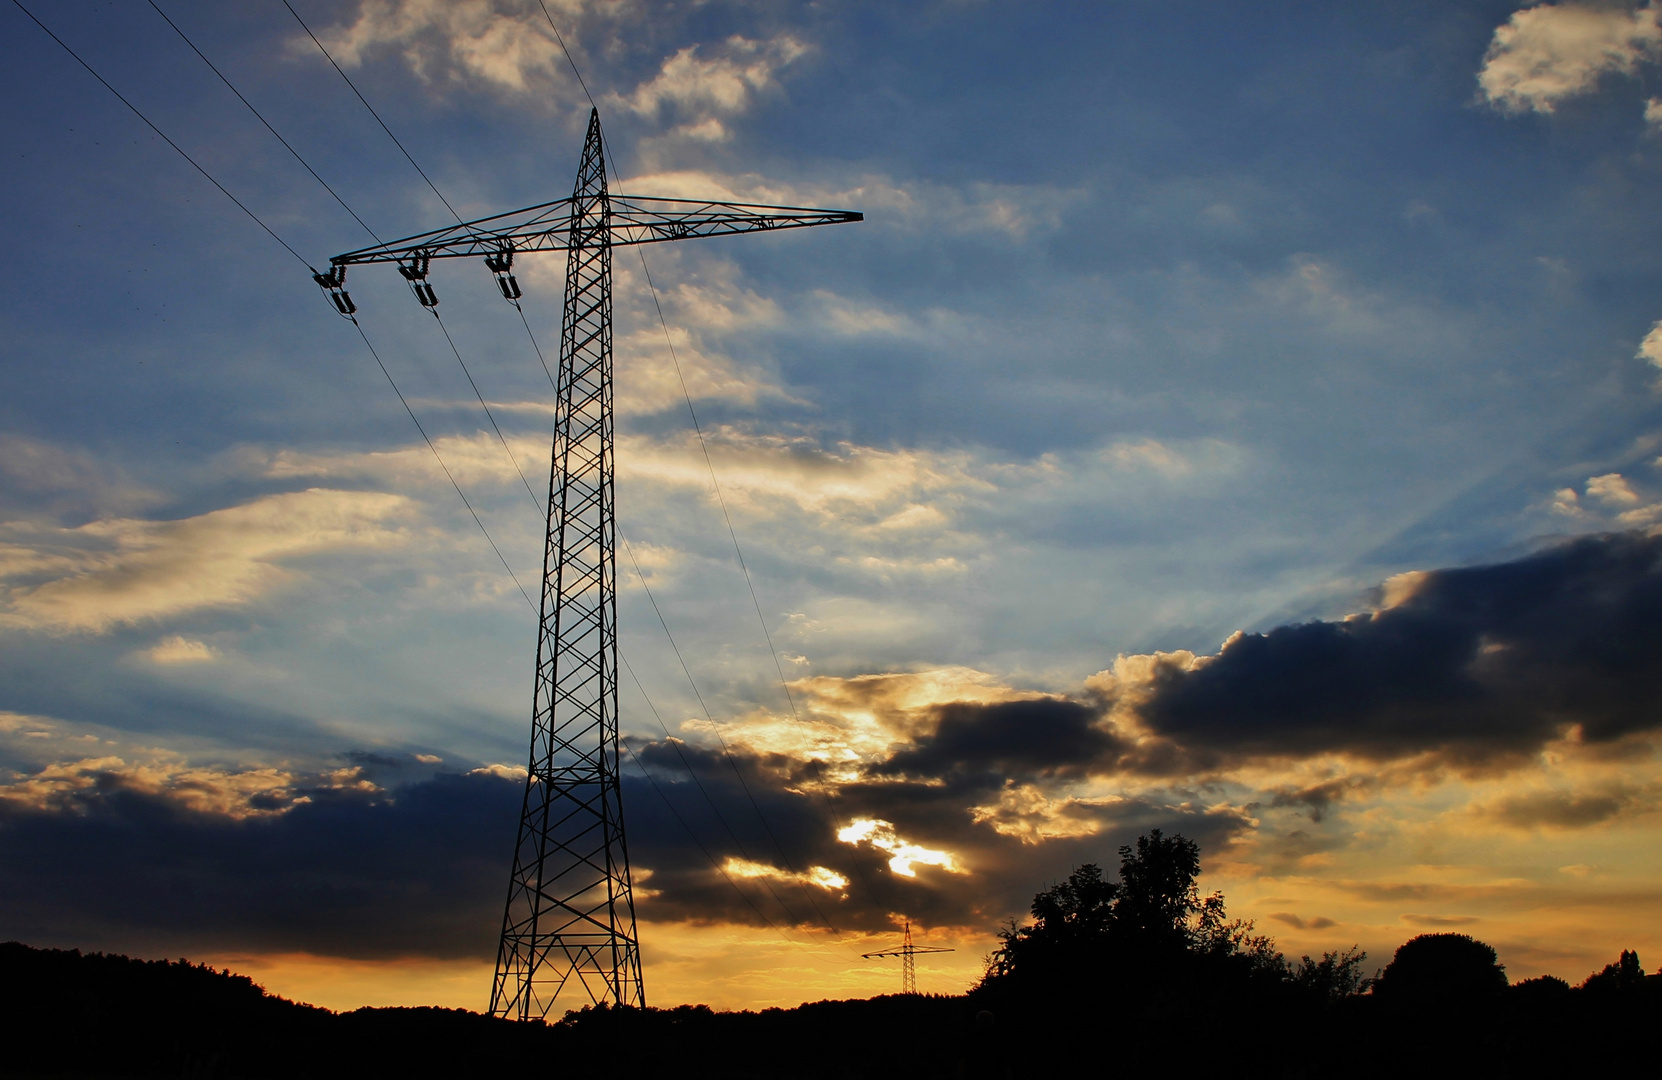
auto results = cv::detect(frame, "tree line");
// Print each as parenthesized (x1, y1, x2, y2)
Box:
(966, 829, 1657, 1077)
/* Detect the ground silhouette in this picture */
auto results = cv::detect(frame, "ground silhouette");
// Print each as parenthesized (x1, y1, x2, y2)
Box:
(3, 832, 1657, 1078)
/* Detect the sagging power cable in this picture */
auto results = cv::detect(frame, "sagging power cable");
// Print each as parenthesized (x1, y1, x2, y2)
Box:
(13, 0, 537, 616)
(11, 0, 312, 272)
(349, 318, 537, 612)
(429, 309, 546, 519)
(281, 0, 465, 226)
(256, 0, 853, 944)
(145, 0, 383, 246)
(618, 648, 812, 930)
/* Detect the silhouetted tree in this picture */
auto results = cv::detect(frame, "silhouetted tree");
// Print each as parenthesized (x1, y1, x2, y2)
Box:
(1112, 829, 1202, 945)
(1580, 949, 1647, 993)
(1291, 946, 1372, 1003)
(981, 829, 1288, 993)
(1373, 933, 1507, 1003)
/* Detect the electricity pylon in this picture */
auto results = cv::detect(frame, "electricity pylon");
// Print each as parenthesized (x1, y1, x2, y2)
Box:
(862, 920, 954, 995)
(324, 109, 860, 1020)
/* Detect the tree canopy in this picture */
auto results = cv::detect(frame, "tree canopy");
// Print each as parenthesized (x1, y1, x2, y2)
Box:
(1374, 933, 1508, 1003)
(980, 829, 1293, 995)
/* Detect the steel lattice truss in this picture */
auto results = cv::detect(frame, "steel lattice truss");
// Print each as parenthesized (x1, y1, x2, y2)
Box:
(488, 110, 642, 1020)
(862, 920, 952, 996)
(324, 109, 859, 1020)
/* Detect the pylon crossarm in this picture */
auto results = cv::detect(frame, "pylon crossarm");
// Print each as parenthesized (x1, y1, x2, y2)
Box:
(860, 948, 955, 958)
(329, 196, 861, 266)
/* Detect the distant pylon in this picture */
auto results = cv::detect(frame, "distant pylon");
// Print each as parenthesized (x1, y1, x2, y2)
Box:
(862, 919, 954, 995)
(322, 110, 860, 1019)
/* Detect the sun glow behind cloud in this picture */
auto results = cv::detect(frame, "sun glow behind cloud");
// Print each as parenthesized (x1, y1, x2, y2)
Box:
(721, 857, 849, 893)
(835, 819, 963, 878)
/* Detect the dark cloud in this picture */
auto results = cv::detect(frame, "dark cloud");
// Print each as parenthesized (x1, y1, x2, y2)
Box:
(0, 730, 1257, 959)
(1137, 530, 1662, 766)
(873, 698, 1123, 781)
(1268, 779, 1369, 822)
(0, 771, 520, 961)
(1485, 788, 1646, 830)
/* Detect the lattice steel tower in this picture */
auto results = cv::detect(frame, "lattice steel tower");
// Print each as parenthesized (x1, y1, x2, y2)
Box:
(861, 919, 953, 995)
(321, 109, 859, 1019)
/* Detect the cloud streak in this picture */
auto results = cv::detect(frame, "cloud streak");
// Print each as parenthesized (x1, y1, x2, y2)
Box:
(1, 489, 412, 633)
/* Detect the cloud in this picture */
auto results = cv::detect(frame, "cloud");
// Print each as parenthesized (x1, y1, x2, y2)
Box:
(617, 169, 1083, 241)
(143, 636, 220, 664)
(0, 761, 515, 959)
(1480, 784, 1657, 828)
(1129, 530, 1662, 768)
(722, 857, 848, 894)
(10, 531, 1660, 958)
(835, 817, 964, 878)
(872, 698, 1123, 782)
(311, 0, 593, 97)
(1586, 473, 1639, 505)
(1638, 320, 1662, 366)
(1478, 2, 1662, 115)
(0, 754, 337, 820)
(1401, 914, 1481, 927)
(0, 435, 161, 520)
(1, 489, 413, 633)
(1547, 471, 1662, 526)
(611, 36, 808, 141)
(967, 785, 1122, 844)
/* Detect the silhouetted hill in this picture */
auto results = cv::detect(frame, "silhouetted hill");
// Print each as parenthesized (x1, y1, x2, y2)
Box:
(3, 939, 1659, 1079)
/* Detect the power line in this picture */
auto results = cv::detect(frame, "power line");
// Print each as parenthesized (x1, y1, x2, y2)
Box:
(616, 531, 845, 933)
(10, 0, 539, 622)
(347, 318, 538, 612)
(280, 0, 465, 225)
(537, 0, 598, 111)
(10, 0, 312, 271)
(122, 0, 540, 627)
(429, 309, 546, 518)
(616, 703, 863, 967)
(145, 0, 383, 245)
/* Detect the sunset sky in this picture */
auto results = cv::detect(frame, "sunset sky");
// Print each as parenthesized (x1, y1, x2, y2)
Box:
(3, 0, 1662, 1013)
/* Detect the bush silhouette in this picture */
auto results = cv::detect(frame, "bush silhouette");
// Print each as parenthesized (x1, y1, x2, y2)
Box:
(1374, 933, 1507, 1003)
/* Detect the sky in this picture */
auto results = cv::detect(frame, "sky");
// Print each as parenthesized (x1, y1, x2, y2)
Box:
(3, 0, 1662, 1014)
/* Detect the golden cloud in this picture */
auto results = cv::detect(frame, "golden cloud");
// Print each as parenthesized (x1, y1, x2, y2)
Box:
(1, 488, 412, 633)
(836, 818, 964, 878)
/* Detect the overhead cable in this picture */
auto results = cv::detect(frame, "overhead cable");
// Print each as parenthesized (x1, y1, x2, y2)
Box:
(429, 309, 547, 518)
(10, 0, 312, 271)
(145, 0, 383, 245)
(280, 0, 465, 225)
(348, 319, 538, 612)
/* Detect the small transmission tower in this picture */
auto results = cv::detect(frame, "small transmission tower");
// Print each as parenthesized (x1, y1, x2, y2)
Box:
(862, 920, 954, 995)
(323, 110, 860, 1019)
